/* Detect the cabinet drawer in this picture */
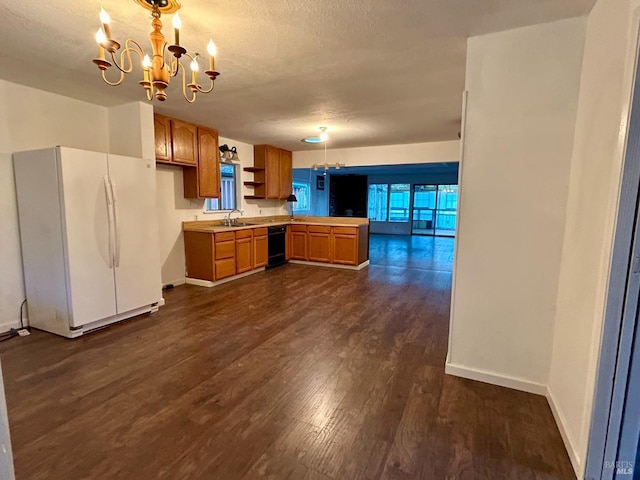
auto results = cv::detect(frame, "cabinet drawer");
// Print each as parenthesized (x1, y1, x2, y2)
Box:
(215, 258, 236, 280)
(332, 226, 357, 236)
(253, 227, 268, 237)
(308, 225, 331, 234)
(235, 229, 253, 239)
(291, 224, 308, 232)
(215, 240, 235, 260)
(215, 231, 235, 242)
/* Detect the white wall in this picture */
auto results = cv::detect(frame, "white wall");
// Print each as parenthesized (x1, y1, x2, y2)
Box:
(292, 140, 460, 169)
(0, 80, 110, 332)
(549, 0, 640, 475)
(447, 18, 587, 391)
(155, 136, 286, 286)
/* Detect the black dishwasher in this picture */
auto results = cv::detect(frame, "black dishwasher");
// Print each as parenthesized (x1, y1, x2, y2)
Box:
(267, 225, 287, 268)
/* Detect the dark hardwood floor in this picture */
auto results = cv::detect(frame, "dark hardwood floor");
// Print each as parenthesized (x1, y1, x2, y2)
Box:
(0, 234, 574, 479)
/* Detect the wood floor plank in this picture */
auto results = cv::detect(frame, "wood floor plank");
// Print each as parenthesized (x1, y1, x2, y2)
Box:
(0, 235, 575, 480)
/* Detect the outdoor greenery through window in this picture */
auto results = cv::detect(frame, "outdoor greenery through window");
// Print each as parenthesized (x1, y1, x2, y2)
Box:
(205, 164, 237, 211)
(368, 183, 410, 222)
(292, 182, 310, 212)
(389, 184, 410, 222)
(368, 184, 388, 221)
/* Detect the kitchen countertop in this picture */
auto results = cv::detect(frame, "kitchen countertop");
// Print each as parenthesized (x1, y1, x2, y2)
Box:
(182, 216, 370, 234)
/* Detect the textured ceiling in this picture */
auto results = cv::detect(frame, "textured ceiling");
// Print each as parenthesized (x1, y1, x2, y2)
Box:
(0, 0, 595, 150)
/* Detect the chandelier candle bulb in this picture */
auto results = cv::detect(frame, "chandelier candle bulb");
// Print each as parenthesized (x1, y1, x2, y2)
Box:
(172, 13, 181, 46)
(99, 8, 111, 39)
(190, 57, 198, 85)
(207, 39, 216, 71)
(95, 28, 106, 60)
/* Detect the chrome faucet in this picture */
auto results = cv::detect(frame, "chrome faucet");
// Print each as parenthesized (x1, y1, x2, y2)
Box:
(224, 209, 242, 226)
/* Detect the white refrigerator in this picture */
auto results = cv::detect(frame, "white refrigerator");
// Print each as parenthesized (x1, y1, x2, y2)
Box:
(14, 147, 162, 338)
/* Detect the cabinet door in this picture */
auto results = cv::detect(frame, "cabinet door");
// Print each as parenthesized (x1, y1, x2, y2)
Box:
(171, 120, 198, 166)
(197, 127, 220, 198)
(154, 114, 172, 163)
(291, 232, 308, 260)
(331, 234, 358, 265)
(236, 237, 253, 274)
(279, 149, 292, 199)
(253, 235, 268, 268)
(308, 233, 331, 263)
(265, 146, 280, 199)
(215, 258, 236, 280)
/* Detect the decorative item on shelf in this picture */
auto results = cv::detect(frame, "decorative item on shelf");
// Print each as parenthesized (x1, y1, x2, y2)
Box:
(92, 0, 220, 103)
(286, 194, 298, 219)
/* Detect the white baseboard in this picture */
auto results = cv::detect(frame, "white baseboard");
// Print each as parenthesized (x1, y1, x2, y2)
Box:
(0, 320, 21, 334)
(289, 260, 370, 270)
(185, 268, 266, 288)
(546, 386, 581, 478)
(444, 361, 547, 395)
(163, 278, 186, 288)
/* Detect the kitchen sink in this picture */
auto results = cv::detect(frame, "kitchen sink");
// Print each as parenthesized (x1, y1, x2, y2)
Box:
(225, 222, 256, 227)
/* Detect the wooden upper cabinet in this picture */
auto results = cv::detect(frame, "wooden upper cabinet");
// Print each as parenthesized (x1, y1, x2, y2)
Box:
(154, 114, 172, 163)
(265, 146, 281, 199)
(252, 145, 293, 200)
(171, 119, 198, 166)
(279, 149, 292, 199)
(197, 127, 220, 198)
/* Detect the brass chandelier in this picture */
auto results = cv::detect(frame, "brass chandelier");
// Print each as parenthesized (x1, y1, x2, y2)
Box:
(93, 0, 220, 103)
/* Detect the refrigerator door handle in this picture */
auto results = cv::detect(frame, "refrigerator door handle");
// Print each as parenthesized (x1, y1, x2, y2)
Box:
(103, 175, 115, 269)
(110, 178, 122, 268)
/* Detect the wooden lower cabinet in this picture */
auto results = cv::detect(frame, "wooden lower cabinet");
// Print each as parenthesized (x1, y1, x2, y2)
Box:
(308, 226, 331, 263)
(184, 231, 214, 281)
(215, 234, 236, 280)
(291, 230, 308, 260)
(215, 258, 236, 279)
(236, 234, 253, 274)
(184, 223, 369, 284)
(254, 235, 268, 268)
(331, 233, 358, 265)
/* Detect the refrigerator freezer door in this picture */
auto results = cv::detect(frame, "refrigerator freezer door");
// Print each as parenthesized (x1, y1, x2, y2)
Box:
(107, 154, 161, 313)
(58, 147, 117, 327)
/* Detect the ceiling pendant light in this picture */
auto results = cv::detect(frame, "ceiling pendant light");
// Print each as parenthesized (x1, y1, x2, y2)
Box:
(92, 0, 220, 103)
(302, 127, 329, 144)
(309, 128, 345, 174)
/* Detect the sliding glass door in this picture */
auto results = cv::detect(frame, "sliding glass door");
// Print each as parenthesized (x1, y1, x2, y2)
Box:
(411, 184, 458, 237)
(412, 185, 437, 235)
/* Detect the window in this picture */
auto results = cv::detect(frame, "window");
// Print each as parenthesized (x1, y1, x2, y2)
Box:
(205, 164, 238, 211)
(389, 184, 410, 222)
(368, 184, 388, 221)
(292, 182, 311, 212)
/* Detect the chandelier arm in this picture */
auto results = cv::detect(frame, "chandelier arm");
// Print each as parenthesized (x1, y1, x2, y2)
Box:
(109, 39, 145, 74)
(178, 63, 197, 103)
(168, 56, 179, 78)
(196, 78, 215, 94)
(101, 68, 126, 86)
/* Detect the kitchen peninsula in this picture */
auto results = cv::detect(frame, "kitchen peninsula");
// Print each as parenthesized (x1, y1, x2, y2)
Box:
(183, 216, 370, 287)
